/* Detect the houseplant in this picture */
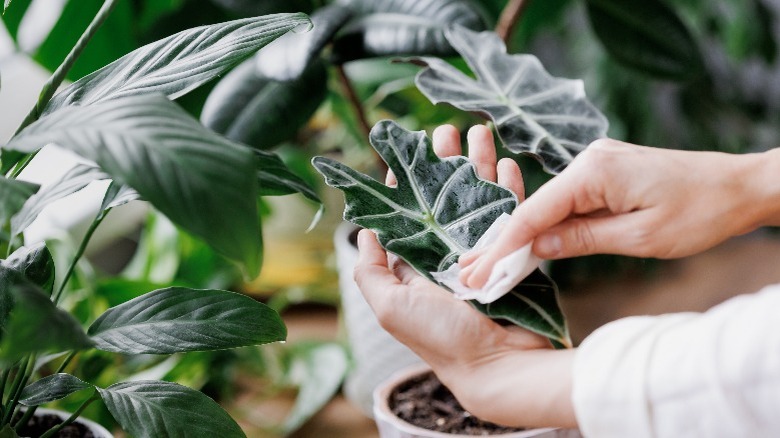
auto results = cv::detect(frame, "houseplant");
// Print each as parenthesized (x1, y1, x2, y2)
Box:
(0, 1, 320, 436)
(312, 25, 607, 436)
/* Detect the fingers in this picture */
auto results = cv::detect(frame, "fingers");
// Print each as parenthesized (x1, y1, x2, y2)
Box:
(432, 124, 462, 158)
(467, 125, 497, 182)
(497, 158, 524, 201)
(354, 229, 402, 305)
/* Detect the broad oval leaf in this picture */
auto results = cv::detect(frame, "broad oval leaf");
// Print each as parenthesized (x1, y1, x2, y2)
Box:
(19, 373, 92, 406)
(586, 0, 705, 81)
(11, 164, 108, 238)
(201, 58, 328, 151)
(42, 13, 312, 115)
(0, 282, 94, 363)
(331, 0, 488, 62)
(0, 176, 38, 228)
(98, 380, 245, 438)
(5, 243, 55, 296)
(88, 287, 286, 354)
(407, 26, 608, 174)
(312, 120, 568, 343)
(255, 4, 352, 81)
(6, 95, 262, 277)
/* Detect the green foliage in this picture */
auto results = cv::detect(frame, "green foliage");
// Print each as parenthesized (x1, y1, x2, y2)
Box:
(19, 374, 92, 407)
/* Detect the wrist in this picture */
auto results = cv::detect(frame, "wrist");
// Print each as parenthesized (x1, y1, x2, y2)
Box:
(744, 148, 780, 228)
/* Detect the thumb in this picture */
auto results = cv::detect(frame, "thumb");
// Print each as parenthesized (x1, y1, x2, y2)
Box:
(533, 213, 650, 259)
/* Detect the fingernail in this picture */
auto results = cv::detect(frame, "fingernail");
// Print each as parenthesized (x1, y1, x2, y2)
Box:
(536, 234, 562, 257)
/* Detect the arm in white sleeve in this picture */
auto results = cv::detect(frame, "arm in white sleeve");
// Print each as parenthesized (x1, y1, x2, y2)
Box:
(572, 284, 780, 438)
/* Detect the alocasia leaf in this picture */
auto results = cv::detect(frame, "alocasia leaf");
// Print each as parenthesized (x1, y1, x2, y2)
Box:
(313, 120, 568, 344)
(406, 26, 609, 174)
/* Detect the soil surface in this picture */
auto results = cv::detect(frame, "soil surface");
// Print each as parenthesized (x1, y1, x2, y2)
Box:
(13, 412, 96, 438)
(389, 371, 525, 435)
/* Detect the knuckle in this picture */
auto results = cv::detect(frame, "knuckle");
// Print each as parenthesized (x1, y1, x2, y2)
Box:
(573, 222, 597, 254)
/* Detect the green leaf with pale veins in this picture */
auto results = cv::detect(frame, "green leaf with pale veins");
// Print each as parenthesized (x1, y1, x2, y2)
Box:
(88, 287, 286, 354)
(405, 26, 609, 174)
(19, 373, 92, 406)
(43, 13, 312, 115)
(5, 94, 262, 277)
(312, 120, 568, 343)
(99, 380, 246, 438)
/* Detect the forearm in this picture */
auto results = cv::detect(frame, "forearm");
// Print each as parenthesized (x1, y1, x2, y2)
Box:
(746, 147, 780, 228)
(436, 348, 578, 429)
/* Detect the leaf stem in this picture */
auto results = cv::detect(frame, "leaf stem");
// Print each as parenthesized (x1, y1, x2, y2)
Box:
(2, 356, 33, 425)
(335, 65, 386, 173)
(495, 0, 532, 44)
(0, 369, 8, 415)
(38, 392, 99, 438)
(52, 211, 107, 305)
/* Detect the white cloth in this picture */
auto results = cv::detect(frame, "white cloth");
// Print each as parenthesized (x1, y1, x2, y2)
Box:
(430, 213, 542, 304)
(572, 284, 780, 438)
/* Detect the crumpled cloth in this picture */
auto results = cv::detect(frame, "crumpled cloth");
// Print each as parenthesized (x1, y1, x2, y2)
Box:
(430, 213, 541, 304)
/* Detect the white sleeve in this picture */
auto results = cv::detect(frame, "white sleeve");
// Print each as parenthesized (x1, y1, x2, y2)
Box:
(571, 284, 780, 438)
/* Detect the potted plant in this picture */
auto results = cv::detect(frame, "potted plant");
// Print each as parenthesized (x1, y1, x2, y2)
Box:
(0, 1, 321, 436)
(311, 25, 608, 435)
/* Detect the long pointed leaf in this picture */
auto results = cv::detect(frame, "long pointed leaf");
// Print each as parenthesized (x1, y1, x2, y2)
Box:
(88, 287, 286, 354)
(6, 95, 262, 276)
(99, 381, 246, 438)
(313, 120, 568, 342)
(43, 13, 311, 115)
(19, 373, 92, 406)
(406, 26, 609, 174)
(255, 150, 320, 203)
(0, 176, 38, 229)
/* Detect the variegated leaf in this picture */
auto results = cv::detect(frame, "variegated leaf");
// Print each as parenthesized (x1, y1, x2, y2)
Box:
(406, 26, 608, 174)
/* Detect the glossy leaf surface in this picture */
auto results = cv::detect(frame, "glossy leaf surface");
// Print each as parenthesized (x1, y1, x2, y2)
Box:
(201, 59, 327, 151)
(313, 120, 567, 342)
(88, 287, 286, 354)
(407, 26, 608, 174)
(19, 373, 92, 406)
(5, 243, 55, 296)
(43, 13, 311, 115)
(0, 176, 38, 230)
(6, 95, 262, 276)
(11, 165, 107, 237)
(99, 381, 246, 438)
(586, 0, 704, 80)
(255, 150, 320, 203)
(331, 0, 487, 62)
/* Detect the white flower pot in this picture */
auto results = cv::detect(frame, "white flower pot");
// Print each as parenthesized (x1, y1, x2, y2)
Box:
(19, 408, 113, 437)
(373, 365, 582, 438)
(334, 221, 423, 416)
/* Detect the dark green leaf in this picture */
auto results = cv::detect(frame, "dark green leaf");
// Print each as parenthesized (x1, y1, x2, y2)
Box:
(255, 150, 320, 203)
(586, 0, 705, 80)
(1, 0, 33, 42)
(331, 0, 487, 62)
(0, 176, 38, 228)
(1, 282, 94, 363)
(255, 4, 352, 81)
(208, 0, 314, 16)
(312, 120, 568, 343)
(19, 373, 92, 406)
(11, 165, 107, 237)
(99, 380, 246, 438)
(5, 243, 55, 295)
(43, 13, 312, 115)
(0, 424, 19, 438)
(7, 95, 262, 277)
(201, 59, 328, 151)
(281, 342, 348, 434)
(33, 0, 136, 81)
(88, 287, 286, 354)
(3, 0, 11, 14)
(406, 26, 608, 174)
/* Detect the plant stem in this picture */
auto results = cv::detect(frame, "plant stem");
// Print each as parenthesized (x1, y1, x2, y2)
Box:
(2, 357, 31, 424)
(0, 369, 8, 418)
(334, 65, 387, 172)
(495, 0, 532, 44)
(55, 352, 77, 374)
(52, 212, 106, 305)
(39, 393, 99, 438)
(7, 0, 120, 177)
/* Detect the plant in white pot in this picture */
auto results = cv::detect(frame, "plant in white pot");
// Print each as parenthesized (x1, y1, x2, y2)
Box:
(312, 26, 608, 436)
(0, 1, 321, 436)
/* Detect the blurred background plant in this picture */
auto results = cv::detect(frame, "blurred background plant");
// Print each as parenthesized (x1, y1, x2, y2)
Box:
(2, 0, 779, 436)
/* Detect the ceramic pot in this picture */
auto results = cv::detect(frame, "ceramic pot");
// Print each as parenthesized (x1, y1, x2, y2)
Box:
(19, 408, 113, 437)
(334, 221, 423, 416)
(373, 365, 581, 438)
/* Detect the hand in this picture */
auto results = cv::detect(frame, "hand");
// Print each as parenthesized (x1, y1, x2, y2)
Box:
(460, 138, 779, 289)
(354, 125, 576, 428)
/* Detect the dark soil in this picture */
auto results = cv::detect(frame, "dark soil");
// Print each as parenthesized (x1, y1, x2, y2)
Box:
(389, 371, 525, 436)
(13, 412, 96, 438)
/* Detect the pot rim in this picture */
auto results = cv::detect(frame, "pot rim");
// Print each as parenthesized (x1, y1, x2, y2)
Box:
(373, 363, 558, 438)
(23, 407, 113, 437)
